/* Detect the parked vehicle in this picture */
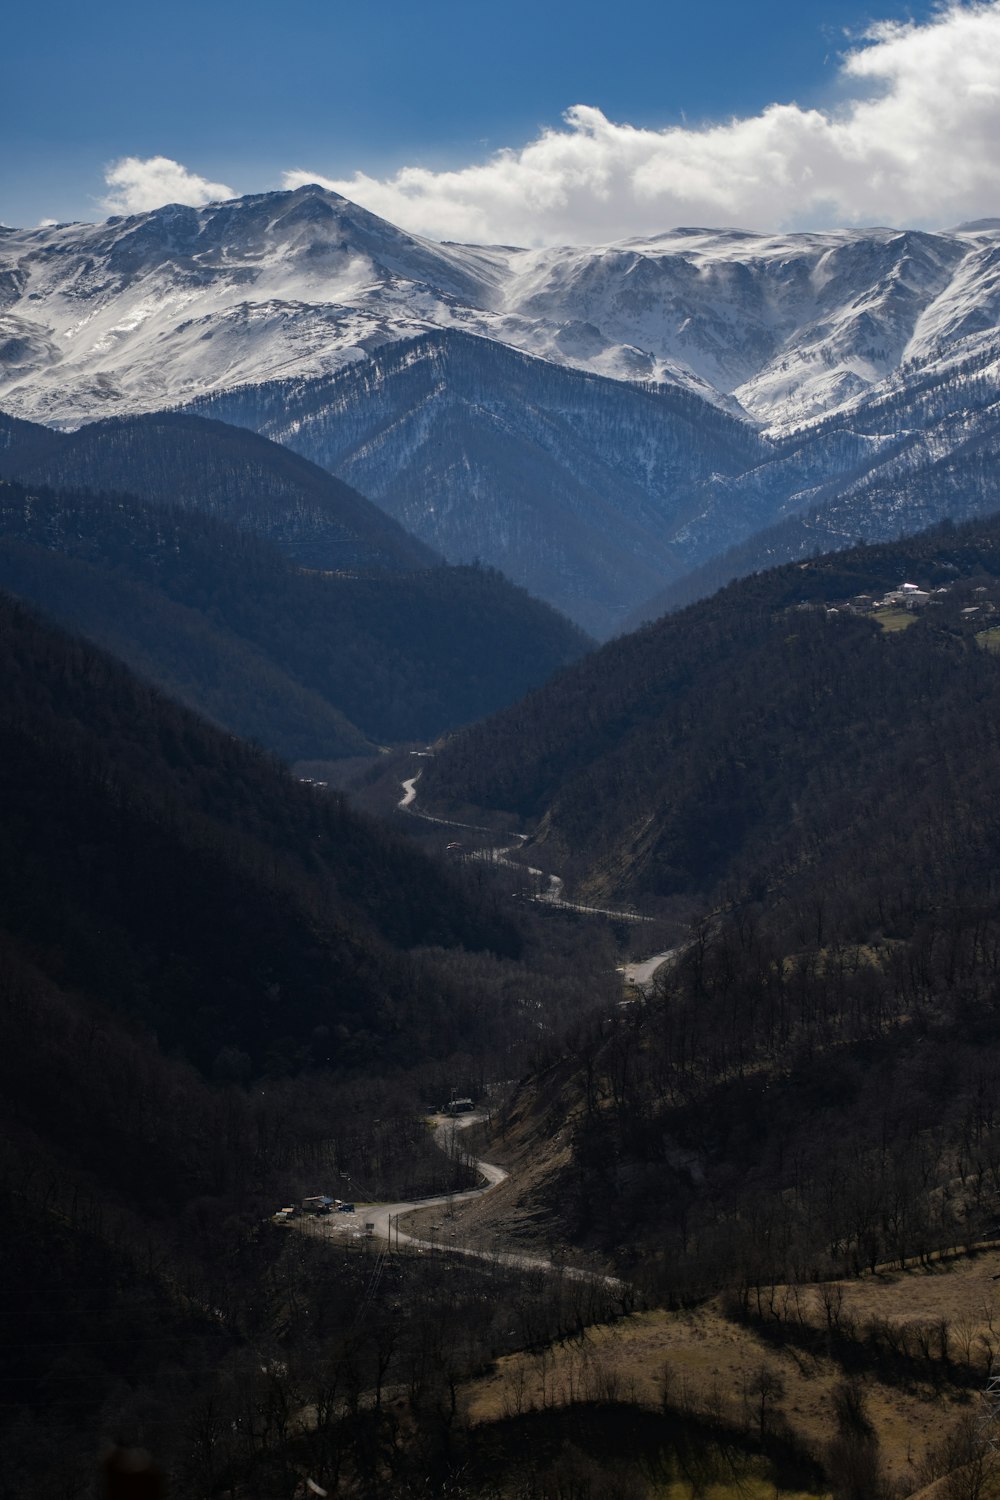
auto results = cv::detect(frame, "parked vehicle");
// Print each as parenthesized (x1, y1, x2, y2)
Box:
(302, 1194, 335, 1215)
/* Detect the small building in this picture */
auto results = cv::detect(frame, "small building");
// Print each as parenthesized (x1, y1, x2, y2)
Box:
(444, 1097, 475, 1114)
(881, 588, 929, 608)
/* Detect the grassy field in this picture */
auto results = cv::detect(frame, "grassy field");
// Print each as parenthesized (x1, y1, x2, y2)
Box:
(875, 607, 919, 632)
(457, 1248, 1000, 1498)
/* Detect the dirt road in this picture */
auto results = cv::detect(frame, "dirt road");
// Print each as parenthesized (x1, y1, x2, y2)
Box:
(304, 1114, 621, 1288)
(399, 768, 649, 923)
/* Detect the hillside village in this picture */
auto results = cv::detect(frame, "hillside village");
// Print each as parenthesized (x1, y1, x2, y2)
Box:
(859, 580, 995, 617)
(804, 574, 1000, 629)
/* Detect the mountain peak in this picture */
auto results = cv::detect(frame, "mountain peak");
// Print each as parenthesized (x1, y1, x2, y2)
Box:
(1, 192, 998, 442)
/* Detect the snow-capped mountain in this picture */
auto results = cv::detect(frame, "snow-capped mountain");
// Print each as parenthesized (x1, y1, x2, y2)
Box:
(4, 184, 1000, 431)
(5, 185, 1000, 630)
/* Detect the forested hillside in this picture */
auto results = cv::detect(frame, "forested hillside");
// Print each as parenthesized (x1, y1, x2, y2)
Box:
(0, 590, 527, 1072)
(0, 591, 620, 1498)
(13, 501, 1000, 1497)
(437, 514, 1000, 1342)
(191, 330, 767, 636)
(0, 407, 436, 572)
(0, 478, 590, 758)
(423, 514, 1000, 907)
(493, 619, 1000, 1356)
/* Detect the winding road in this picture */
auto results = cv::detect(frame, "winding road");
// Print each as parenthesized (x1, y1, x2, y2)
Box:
(361, 1114, 508, 1250)
(399, 764, 650, 924)
(306, 1113, 623, 1291)
(295, 762, 673, 1288)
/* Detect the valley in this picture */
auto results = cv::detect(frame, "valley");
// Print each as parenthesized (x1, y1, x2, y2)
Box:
(399, 765, 652, 923)
(7, 186, 1000, 1500)
(8, 457, 1000, 1498)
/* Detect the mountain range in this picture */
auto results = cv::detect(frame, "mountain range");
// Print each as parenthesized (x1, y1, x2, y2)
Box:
(10, 181, 1000, 1500)
(6, 187, 1000, 630)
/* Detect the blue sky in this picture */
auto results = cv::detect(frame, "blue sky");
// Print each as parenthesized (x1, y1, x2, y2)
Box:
(3, 0, 940, 231)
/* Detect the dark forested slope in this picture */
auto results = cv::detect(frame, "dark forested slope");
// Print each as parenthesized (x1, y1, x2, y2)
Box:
(0, 592, 611, 1499)
(513, 661, 1000, 1294)
(423, 515, 1000, 906)
(0, 406, 436, 572)
(0, 591, 521, 1073)
(0, 478, 590, 758)
(471, 517, 1000, 1304)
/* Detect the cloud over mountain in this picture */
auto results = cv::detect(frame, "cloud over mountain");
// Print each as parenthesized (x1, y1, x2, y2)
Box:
(282, 3, 1000, 244)
(101, 156, 234, 215)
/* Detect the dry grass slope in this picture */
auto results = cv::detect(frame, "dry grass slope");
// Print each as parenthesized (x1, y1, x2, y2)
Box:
(456, 1248, 1000, 1498)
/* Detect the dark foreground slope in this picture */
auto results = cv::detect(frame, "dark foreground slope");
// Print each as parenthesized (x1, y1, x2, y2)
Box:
(0, 596, 617, 1499)
(0, 478, 590, 759)
(423, 514, 1000, 907)
(0, 591, 521, 1073)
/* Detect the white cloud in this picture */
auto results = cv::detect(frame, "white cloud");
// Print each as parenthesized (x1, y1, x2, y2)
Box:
(283, 3, 1000, 243)
(101, 156, 234, 215)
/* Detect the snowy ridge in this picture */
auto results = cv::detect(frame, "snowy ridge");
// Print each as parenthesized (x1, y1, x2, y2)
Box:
(7, 185, 1000, 631)
(3, 185, 1000, 433)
